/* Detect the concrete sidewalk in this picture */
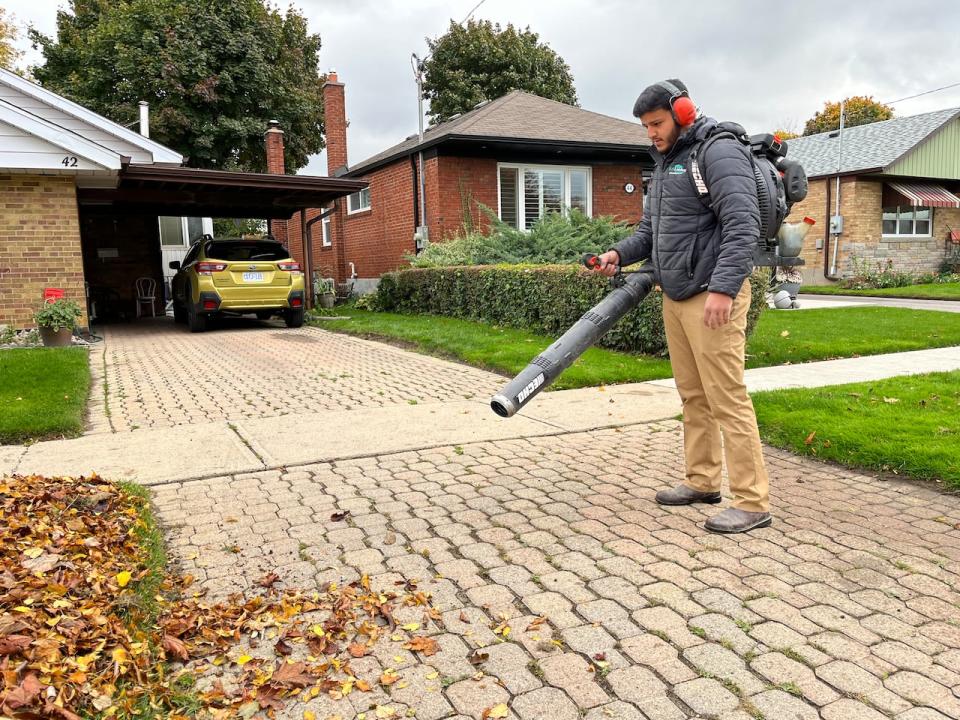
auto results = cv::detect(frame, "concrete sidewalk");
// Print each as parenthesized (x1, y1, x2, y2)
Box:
(795, 293, 960, 313)
(6, 344, 960, 486)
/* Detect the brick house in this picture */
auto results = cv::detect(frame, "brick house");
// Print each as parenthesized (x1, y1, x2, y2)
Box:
(0, 68, 363, 329)
(785, 108, 960, 284)
(279, 74, 654, 291)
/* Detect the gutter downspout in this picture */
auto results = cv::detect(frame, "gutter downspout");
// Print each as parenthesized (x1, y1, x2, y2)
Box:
(828, 100, 845, 278)
(300, 211, 314, 309)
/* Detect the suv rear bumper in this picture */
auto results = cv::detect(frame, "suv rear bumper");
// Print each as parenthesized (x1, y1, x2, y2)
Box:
(194, 289, 305, 313)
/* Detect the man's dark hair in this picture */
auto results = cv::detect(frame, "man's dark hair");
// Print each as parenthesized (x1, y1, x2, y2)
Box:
(632, 78, 689, 118)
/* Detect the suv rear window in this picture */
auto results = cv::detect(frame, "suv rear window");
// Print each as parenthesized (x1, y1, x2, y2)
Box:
(205, 241, 289, 261)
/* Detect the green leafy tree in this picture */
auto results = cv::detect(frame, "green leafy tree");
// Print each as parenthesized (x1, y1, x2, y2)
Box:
(30, 0, 324, 172)
(0, 8, 22, 71)
(803, 96, 894, 136)
(422, 19, 577, 124)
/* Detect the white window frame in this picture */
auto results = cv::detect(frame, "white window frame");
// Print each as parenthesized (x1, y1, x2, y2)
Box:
(497, 163, 592, 229)
(321, 215, 332, 247)
(347, 187, 371, 214)
(158, 216, 213, 246)
(881, 206, 933, 239)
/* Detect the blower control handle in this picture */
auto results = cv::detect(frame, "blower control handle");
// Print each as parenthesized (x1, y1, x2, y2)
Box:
(582, 252, 624, 287)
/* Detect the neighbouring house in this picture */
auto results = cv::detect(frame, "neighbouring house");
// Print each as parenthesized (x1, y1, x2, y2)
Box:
(276, 73, 654, 291)
(785, 107, 960, 284)
(0, 68, 364, 329)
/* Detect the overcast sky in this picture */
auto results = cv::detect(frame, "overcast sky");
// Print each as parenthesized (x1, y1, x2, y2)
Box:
(6, 0, 960, 175)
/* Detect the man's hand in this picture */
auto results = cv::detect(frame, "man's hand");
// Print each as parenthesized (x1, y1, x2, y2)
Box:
(703, 292, 733, 329)
(593, 250, 621, 277)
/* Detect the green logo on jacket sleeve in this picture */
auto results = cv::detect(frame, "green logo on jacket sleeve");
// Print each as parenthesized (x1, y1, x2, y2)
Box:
(667, 163, 687, 175)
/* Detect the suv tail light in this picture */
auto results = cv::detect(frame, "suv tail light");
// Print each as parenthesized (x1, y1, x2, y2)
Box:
(196, 262, 227, 275)
(277, 261, 301, 273)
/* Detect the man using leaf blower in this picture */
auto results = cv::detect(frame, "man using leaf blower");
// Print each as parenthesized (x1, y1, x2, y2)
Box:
(594, 79, 771, 534)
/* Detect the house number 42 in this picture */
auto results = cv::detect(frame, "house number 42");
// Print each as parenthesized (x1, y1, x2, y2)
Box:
(61, 156, 78, 167)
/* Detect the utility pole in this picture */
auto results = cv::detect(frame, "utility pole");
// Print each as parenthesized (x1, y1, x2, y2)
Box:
(409, 0, 487, 252)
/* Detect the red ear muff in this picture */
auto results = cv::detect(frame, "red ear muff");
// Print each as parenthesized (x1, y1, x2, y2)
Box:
(656, 80, 697, 127)
(671, 95, 697, 127)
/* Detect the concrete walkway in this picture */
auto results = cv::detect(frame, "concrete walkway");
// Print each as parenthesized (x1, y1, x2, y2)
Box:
(6, 341, 960, 485)
(5, 324, 960, 719)
(795, 293, 960, 313)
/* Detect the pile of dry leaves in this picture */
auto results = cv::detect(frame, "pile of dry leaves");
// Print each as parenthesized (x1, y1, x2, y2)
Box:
(0, 474, 444, 719)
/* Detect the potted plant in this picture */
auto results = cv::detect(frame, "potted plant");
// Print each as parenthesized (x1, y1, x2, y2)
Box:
(34, 299, 82, 347)
(315, 276, 336, 309)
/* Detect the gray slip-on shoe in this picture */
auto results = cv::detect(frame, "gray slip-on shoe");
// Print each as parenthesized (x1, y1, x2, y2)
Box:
(704, 508, 772, 534)
(655, 484, 722, 506)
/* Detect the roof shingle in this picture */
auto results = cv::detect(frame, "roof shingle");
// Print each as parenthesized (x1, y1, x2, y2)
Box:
(344, 90, 650, 176)
(785, 107, 960, 178)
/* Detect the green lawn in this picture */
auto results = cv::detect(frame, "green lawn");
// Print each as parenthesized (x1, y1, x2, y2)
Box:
(801, 282, 960, 300)
(313, 309, 674, 389)
(746, 306, 960, 367)
(0, 347, 90, 444)
(752, 371, 960, 489)
(314, 306, 960, 388)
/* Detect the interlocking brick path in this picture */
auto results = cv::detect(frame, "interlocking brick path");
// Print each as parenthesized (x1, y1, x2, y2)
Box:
(153, 421, 960, 720)
(86, 319, 504, 433)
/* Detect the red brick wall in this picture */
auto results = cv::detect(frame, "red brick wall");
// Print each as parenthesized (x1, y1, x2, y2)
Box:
(295, 157, 647, 284)
(429, 157, 499, 240)
(315, 160, 416, 281)
(593, 164, 644, 223)
(426, 159, 644, 241)
(0, 174, 87, 329)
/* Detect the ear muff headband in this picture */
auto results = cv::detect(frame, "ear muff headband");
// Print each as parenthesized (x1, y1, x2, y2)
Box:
(656, 80, 697, 127)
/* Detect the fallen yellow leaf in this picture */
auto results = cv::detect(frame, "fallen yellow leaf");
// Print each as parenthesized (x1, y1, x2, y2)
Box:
(487, 704, 509, 719)
(116, 571, 132, 588)
(236, 655, 252, 665)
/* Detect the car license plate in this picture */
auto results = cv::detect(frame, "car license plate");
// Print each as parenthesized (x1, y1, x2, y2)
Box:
(242, 272, 264, 282)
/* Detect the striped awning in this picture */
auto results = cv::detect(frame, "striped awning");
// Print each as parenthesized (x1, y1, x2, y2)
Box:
(886, 181, 960, 208)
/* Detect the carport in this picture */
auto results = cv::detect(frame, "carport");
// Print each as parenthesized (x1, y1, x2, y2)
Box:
(75, 164, 366, 320)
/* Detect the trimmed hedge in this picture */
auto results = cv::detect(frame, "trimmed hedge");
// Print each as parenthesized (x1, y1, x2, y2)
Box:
(375, 265, 768, 356)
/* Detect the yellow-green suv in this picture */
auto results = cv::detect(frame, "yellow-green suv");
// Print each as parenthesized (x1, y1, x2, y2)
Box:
(170, 236, 305, 333)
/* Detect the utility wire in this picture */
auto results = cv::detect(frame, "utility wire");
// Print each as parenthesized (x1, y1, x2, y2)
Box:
(883, 81, 960, 105)
(460, 0, 488, 24)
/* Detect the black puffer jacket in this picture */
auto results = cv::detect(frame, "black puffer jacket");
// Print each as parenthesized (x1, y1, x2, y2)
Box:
(613, 116, 760, 301)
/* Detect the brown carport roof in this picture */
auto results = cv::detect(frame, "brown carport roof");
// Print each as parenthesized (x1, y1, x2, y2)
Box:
(77, 164, 367, 218)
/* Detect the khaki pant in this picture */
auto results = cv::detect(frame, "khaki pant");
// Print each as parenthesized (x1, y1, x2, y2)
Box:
(662, 279, 770, 512)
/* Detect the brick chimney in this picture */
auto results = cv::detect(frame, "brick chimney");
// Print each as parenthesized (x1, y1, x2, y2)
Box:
(264, 120, 285, 174)
(323, 70, 348, 175)
(264, 120, 288, 244)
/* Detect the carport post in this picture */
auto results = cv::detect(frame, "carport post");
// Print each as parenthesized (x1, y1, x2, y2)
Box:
(301, 210, 314, 308)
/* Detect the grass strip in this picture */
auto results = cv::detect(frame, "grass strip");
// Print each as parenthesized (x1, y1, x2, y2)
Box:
(313, 307, 960, 388)
(0, 347, 90, 444)
(752, 370, 960, 489)
(800, 282, 960, 301)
